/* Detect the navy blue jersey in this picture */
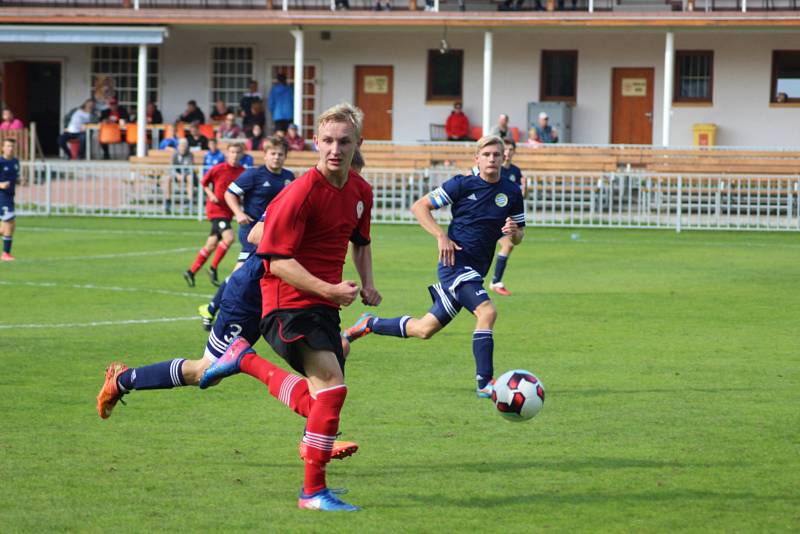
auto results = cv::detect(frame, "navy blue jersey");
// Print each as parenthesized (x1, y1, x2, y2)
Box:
(220, 253, 264, 319)
(0, 157, 19, 204)
(429, 174, 525, 276)
(227, 166, 295, 220)
(500, 164, 523, 186)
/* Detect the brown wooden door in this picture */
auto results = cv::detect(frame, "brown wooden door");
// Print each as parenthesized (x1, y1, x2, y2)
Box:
(3, 62, 28, 124)
(355, 66, 393, 141)
(611, 67, 654, 144)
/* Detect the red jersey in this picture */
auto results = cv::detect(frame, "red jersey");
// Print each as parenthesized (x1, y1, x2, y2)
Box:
(256, 166, 373, 315)
(202, 162, 245, 220)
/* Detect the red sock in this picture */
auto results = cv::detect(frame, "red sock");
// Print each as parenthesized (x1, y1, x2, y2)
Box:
(240, 353, 313, 417)
(302, 385, 347, 494)
(211, 241, 230, 269)
(190, 248, 210, 274)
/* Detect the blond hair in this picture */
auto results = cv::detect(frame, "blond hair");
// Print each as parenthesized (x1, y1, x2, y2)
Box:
(475, 135, 505, 155)
(317, 102, 364, 139)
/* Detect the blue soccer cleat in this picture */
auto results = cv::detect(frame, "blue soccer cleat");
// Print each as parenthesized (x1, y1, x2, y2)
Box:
(199, 336, 254, 389)
(344, 312, 376, 343)
(297, 488, 361, 512)
(476, 379, 495, 399)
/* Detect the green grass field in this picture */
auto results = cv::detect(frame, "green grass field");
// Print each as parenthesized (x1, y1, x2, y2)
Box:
(1, 217, 798, 533)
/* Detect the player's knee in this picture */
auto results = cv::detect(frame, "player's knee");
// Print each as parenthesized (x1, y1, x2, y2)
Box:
(474, 301, 497, 324)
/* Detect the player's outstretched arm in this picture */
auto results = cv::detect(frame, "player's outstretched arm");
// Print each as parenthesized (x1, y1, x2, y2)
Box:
(411, 196, 461, 267)
(351, 243, 382, 306)
(270, 257, 359, 306)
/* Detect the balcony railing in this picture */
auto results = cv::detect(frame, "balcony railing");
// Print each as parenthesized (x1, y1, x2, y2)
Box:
(0, 0, 797, 11)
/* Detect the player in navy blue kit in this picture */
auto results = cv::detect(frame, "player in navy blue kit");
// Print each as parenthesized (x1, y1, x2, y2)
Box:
(0, 139, 20, 261)
(197, 136, 295, 330)
(345, 136, 525, 397)
(489, 139, 527, 296)
(97, 220, 359, 461)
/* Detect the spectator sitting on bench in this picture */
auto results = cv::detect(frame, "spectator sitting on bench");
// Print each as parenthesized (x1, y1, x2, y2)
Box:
(490, 113, 510, 140)
(210, 99, 233, 122)
(164, 138, 194, 214)
(534, 112, 559, 144)
(286, 123, 305, 151)
(525, 127, 543, 148)
(185, 122, 209, 151)
(247, 124, 266, 151)
(177, 100, 205, 125)
(0, 109, 24, 130)
(218, 113, 243, 139)
(58, 99, 95, 160)
(99, 97, 131, 160)
(445, 101, 471, 141)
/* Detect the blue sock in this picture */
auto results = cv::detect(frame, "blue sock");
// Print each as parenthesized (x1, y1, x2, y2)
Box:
(473, 330, 494, 388)
(208, 278, 228, 315)
(492, 254, 508, 284)
(369, 316, 411, 338)
(117, 359, 186, 392)
(2, 236, 11, 254)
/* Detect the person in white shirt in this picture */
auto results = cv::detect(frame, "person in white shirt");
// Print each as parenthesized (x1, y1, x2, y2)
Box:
(58, 100, 95, 160)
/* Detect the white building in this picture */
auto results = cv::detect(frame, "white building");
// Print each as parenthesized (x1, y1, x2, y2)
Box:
(1, 5, 799, 155)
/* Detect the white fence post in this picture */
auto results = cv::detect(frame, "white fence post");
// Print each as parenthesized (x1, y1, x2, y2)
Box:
(676, 175, 682, 233)
(45, 163, 52, 216)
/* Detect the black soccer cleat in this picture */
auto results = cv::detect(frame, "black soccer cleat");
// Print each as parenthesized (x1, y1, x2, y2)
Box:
(208, 267, 220, 287)
(183, 269, 196, 287)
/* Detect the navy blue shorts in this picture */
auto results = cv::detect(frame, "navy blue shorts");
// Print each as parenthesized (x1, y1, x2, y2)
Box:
(238, 223, 255, 262)
(0, 203, 15, 222)
(203, 309, 261, 361)
(427, 264, 490, 327)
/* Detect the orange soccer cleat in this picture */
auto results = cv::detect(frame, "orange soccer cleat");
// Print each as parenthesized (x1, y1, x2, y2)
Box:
(300, 440, 359, 461)
(96, 362, 129, 419)
(489, 282, 512, 296)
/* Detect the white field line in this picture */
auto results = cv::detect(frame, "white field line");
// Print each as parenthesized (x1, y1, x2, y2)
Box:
(21, 226, 201, 237)
(13, 247, 196, 262)
(0, 316, 198, 330)
(0, 280, 212, 300)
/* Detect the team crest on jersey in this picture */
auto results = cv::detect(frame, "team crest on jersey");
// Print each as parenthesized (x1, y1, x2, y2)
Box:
(495, 193, 509, 207)
(284, 179, 291, 186)
(509, 174, 518, 183)
(356, 200, 364, 218)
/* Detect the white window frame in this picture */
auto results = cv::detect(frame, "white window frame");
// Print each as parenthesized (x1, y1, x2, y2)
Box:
(209, 44, 257, 116)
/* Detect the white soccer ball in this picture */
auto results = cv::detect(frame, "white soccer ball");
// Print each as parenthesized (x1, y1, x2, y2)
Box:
(491, 369, 545, 422)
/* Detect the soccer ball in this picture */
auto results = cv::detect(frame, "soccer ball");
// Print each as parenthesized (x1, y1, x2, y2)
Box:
(491, 369, 545, 422)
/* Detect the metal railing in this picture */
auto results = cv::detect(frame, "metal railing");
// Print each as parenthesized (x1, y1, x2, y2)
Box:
(13, 162, 800, 231)
(2, 0, 797, 10)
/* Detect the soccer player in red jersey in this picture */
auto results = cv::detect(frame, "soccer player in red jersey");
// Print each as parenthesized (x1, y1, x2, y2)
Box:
(201, 103, 380, 512)
(183, 143, 245, 287)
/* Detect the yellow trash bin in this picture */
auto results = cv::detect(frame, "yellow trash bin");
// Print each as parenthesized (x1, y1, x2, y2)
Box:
(692, 123, 717, 147)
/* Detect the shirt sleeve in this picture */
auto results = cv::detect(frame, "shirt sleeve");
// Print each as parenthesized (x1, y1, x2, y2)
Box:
(510, 190, 526, 229)
(201, 166, 214, 188)
(256, 183, 310, 258)
(350, 185, 372, 246)
(428, 176, 462, 209)
(228, 169, 253, 196)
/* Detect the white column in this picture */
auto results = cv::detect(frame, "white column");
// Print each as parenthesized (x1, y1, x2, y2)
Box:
(588, 0, 594, 12)
(434, 0, 440, 10)
(283, 0, 288, 10)
(133, 0, 140, 9)
(482, 31, 493, 137)
(136, 44, 147, 158)
(661, 31, 674, 147)
(291, 29, 304, 131)
(741, 0, 747, 12)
